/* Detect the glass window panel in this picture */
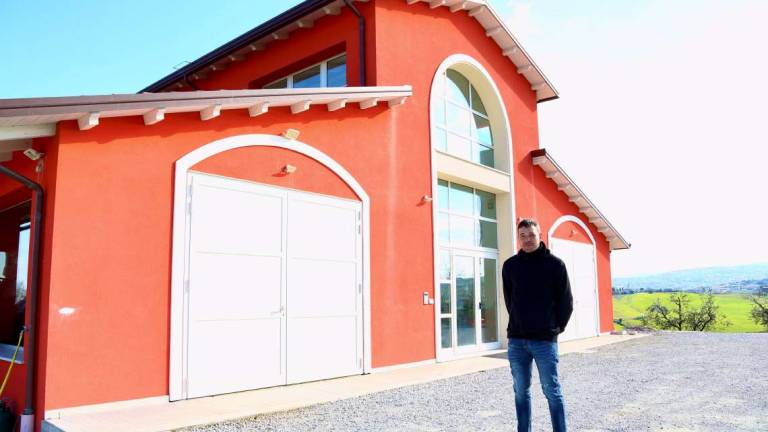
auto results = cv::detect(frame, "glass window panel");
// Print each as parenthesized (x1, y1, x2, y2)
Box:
(446, 133, 472, 162)
(292, 65, 322, 88)
(478, 220, 498, 249)
(445, 103, 471, 137)
(440, 282, 451, 315)
(263, 78, 288, 89)
(475, 190, 496, 220)
(473, 114, 493, 146)
(437, 179, 449, 210)
(326, 55, 347, 87)
(455, 256, 476, 346)
(0, 202, 30, 349)
(446, 69, 470, 107)
(450, 215, 474, 246)
(478, 144, 495, 168)
(438, 250, 450, 281)
(480, 258, 498, 343)
(438, 213, 450, 245)
(431, 98, 446, 126)
(16, 226, 29, 304)
(470, 85, 487, 115)
(441, 317, 452, 348)
(448, 183, 474, 215)
(433, 127, 447, 152)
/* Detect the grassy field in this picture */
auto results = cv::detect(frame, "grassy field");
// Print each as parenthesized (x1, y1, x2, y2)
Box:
(613, 292, 766, 333)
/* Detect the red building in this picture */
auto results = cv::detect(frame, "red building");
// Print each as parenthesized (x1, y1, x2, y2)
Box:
(0, 1, 628, 430)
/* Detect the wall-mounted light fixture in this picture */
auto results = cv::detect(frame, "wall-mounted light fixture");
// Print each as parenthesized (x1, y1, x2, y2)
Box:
(282, 164, 297, 174)
(421, 195, 433, 204)
(282, 128, 301, 140)
(23, 149, 44, 161)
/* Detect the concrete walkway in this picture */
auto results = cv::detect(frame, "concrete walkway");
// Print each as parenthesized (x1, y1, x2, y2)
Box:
(43, 333, 646, 432)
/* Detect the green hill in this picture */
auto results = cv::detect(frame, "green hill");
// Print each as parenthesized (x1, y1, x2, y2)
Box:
(613, 262, 768, 293)
(613, 292, 765, 333)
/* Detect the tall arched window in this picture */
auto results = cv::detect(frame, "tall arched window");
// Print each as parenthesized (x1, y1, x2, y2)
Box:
(430, 55, 515, 362)
(432, 68, 495, 168)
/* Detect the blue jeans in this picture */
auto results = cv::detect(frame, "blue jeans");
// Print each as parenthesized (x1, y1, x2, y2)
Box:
(507, 337, 567, 432)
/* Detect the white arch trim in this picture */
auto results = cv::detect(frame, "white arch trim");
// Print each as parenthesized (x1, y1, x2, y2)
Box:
(548, 215, 596, 246)
(547, 215, 601, 339)
(429, 54, 517, 359)
(169, 134, 372, 400)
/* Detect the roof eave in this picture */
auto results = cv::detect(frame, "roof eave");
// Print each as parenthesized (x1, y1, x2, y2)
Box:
(531, 148, 630, 250)
(140, 0, 339, 93)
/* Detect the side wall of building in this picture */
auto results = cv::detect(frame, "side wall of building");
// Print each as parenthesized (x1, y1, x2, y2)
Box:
(40, 98, 431, 410)
(372, 0, 614, 340)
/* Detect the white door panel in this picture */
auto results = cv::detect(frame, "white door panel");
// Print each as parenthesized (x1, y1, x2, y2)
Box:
(287, 316, 359, 383)
(189, 254, 282, 319)
(192, 184, 283, 255)
(188, 319, 283, 398)
(187, 174, 287, 398)
(550, 238, 598, 342)
(288, 259, 358, 316)
(286, 193, 362, 384)
(288, 198, 358, 261)
(185, 173, 362, 399)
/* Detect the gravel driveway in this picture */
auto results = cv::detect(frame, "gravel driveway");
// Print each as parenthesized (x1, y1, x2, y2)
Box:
(181, 332, 768, 431)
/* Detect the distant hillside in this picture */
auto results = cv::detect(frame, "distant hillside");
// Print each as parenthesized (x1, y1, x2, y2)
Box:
(613, 263, 768, 293)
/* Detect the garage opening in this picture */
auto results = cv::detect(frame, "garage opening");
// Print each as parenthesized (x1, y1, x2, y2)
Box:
(183, 172, 363, 398)
(549, 219, 599, 342)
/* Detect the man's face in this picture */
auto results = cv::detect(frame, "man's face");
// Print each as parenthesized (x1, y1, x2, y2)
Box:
(518, 225, 541, 253)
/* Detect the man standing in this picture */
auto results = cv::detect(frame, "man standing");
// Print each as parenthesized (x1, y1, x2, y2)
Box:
(502, 218, 573, 432)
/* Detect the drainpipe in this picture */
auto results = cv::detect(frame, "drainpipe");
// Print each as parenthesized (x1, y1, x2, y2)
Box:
(342, 0, 366, 86)
(0, 165, 43, 432)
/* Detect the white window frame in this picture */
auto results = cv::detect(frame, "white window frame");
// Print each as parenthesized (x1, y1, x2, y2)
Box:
(264, 54, 347, 89)
(437, 179, 499, 254)
(433, 70, 495, 168)
(169, 134, 371, 401)
(430, 54, 517, 362)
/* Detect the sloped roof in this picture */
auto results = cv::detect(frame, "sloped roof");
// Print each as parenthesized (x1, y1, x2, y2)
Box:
(142, 0, 558, 102)
(0, 86, 411, 160)
(531, 149, 630, 250)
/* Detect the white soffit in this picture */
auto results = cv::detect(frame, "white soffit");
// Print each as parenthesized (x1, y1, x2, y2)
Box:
(0, 86, 411, 133)
(531, 148, 630, 250)
(404, 0, 558, 102)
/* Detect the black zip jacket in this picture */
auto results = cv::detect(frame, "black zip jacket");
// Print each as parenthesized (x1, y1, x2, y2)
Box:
(502, 242, 573, 342)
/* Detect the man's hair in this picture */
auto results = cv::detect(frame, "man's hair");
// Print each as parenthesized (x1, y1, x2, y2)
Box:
(517, 218, 540, 231)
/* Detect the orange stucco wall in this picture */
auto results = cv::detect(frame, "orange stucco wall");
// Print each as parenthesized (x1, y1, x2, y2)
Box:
(191, 146, 358, 200)
(552, 220, 593, 245)
(41, 97, 434, 409)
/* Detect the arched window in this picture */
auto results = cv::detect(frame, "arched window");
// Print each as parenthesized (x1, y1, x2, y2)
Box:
(432, 68, 495, 168)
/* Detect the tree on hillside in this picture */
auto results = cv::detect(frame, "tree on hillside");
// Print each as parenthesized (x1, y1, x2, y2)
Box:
(749, 295, 768, 330)
(641, 291, 731, 331)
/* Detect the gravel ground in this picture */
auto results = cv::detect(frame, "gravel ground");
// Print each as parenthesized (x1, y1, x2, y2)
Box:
(180, 332, 768, 431)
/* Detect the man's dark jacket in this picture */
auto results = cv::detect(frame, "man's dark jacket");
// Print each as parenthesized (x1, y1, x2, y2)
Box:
(502, 242, 574, 342)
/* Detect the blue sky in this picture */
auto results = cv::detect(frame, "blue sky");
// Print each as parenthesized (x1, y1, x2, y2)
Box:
(2, 1, 766, 277)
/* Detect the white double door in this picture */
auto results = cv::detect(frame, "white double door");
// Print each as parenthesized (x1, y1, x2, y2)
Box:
(437, 249, 501, 360)
(550, 238, 599, 342)
(184, 172, 363, 399)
